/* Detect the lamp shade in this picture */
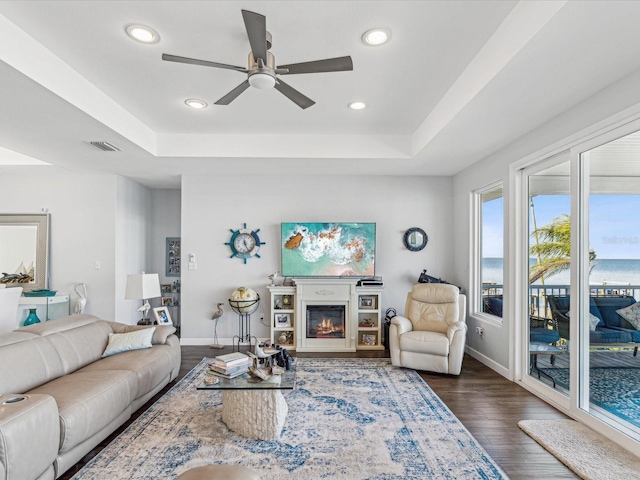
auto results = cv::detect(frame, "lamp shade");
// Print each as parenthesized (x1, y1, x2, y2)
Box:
(125, 273, 161, 300)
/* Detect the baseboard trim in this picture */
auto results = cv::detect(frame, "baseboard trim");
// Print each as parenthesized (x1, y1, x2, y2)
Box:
(465, 346, 511, 380)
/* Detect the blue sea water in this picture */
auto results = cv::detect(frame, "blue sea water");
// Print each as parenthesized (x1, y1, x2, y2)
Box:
(482, 258, 640, 285)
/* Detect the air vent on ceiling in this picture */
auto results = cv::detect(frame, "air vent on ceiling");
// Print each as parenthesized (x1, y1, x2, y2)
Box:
(88, 141, 121, 152)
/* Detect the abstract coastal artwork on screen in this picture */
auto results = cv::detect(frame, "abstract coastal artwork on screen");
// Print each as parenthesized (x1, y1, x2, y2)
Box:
(281, 222, 376, 277)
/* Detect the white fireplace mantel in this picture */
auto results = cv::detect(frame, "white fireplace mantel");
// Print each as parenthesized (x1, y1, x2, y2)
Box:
(294, 278, 359, 352)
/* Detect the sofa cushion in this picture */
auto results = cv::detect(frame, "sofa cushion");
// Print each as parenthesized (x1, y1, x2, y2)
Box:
(530, 328, 560, 344)
(566, 310, 602, 331)
(0, 334, 65, 394)
(79, 345, 174, 400)
(22, 316, 114, 375)
(551, 297, 604, 327)
(615, 300, 640, 330)
(592, 296, 636, 329)
(485, 297, 503, 317)
(27, 370, 137, 454)
(102, 327, 155, 358)
(399, 330, 450, 356)
(589, 327, 633, 344)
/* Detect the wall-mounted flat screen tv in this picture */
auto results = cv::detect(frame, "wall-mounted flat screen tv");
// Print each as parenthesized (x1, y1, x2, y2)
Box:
(281, 222, 376, 277)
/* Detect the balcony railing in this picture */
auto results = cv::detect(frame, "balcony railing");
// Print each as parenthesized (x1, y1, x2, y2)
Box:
(482, 284, 640, 320)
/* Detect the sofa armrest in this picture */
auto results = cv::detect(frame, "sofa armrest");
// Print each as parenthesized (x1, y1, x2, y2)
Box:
(447, 321, 467, 342)
(390, 315, 413, 336)
(0, 394, 59, 480)
(389, 316, 413, 367)
(447, 322, 468, 375)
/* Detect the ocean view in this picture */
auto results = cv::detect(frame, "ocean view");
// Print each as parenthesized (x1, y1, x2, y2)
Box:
(482, 258, 640, 286)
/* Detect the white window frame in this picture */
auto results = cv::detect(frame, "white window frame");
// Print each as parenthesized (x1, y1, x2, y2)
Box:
(470, 180, 504, 325)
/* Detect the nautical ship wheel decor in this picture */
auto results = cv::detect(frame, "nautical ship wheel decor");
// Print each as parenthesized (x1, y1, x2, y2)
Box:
(226, 223, 265, 263)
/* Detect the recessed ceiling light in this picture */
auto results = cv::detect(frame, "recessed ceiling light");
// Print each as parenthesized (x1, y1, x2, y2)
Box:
(348, 101, 367, 110)
(125, 24, 160, 44)
(185, 99, 208, 109)
(362, 28, 390, 46)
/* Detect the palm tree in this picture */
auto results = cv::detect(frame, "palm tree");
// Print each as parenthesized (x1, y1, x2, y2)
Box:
(529, 213, 597, 283)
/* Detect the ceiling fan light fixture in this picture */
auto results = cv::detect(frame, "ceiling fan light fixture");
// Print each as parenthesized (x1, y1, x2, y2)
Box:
(348, 101, 367, 110)
(362, 28, 390, 46)
(185, 98, 208, 109)
(125, 24, 160, 44)
(249, 72, 276, 90)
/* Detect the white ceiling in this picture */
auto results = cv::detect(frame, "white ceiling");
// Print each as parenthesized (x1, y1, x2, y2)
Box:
(1, 1, 640, 188)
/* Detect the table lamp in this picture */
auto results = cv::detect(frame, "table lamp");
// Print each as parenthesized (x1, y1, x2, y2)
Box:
(125, 273, 161, 323)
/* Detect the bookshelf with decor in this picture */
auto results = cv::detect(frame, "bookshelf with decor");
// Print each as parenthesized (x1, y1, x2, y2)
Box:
(267, 285, 296, 349)
(356, 287, 384, 350)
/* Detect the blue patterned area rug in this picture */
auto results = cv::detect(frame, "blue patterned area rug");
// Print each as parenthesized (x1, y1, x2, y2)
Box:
(73, 358, 507, 479)
(538, 367, 640, 428)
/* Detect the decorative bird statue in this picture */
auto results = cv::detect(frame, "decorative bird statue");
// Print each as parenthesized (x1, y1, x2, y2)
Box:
(210, 303, 225, 349)
(137, 300, 151, 318)
(268, 271, 279, 286)
(74, 283, 87, 314)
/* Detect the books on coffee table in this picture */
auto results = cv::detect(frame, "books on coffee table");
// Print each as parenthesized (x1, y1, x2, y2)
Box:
(207, 363, 249, 379)
(207, 352, 251, 379)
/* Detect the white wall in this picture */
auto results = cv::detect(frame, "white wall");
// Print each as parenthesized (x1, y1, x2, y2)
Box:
(115, 176, 153, 324)
(180, 174, 454, 344)
(453, 67, 640, 373)
(149, 189, 181, 320)
(0, 170, 118, 319)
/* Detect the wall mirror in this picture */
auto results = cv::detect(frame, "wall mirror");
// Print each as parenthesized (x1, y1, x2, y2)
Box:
(0, 214, 49, 291)
(403, 227, 428, 252)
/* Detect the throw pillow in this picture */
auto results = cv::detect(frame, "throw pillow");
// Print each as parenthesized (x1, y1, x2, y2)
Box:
(102, 327, 156, 358)
(567, 310, 601, 331)
(108, 322, 176, 344)
(616, 301, 640, 330)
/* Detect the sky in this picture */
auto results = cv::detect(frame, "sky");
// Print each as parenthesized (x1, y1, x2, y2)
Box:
(482, 194, 640, 259)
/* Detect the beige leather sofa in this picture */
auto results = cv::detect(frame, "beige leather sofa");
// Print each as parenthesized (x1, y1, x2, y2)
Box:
(0, 314, 181, 480)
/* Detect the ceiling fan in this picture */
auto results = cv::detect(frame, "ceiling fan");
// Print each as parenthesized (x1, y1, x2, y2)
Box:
(162, 9, 353, 109)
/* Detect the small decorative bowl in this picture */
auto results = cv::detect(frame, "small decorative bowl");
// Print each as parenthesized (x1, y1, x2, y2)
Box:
(23, 289, 57, 297)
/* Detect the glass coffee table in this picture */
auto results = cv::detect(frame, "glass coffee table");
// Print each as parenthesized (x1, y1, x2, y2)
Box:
(197, 361, 296, 441)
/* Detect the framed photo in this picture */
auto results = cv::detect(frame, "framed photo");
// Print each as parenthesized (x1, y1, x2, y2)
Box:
(160, 284, 172, 294)
(275, 313, 291, 327)
(162, 296, 173, 307)
(362, 333, 376, 346)
(153, 306, 173, 326)
(359, 295, 376, 309)
(166, 237, 181, 277)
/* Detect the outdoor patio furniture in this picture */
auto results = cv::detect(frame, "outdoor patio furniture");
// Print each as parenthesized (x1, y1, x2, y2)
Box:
(483, 295, 561, 345)
(548, 295, 639, 355)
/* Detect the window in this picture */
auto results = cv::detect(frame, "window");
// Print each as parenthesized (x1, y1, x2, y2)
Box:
(473, 183, 504, 318)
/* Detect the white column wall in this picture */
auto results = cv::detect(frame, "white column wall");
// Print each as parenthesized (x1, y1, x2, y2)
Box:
(115, 176, 153, 324)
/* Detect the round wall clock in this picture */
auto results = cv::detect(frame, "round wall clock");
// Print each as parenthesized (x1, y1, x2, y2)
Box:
(226, 223, 265, 264)
(403, 227, 428, 252)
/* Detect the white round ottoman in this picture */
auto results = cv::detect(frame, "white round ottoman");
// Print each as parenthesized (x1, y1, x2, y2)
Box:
(176, 465, 261, 480)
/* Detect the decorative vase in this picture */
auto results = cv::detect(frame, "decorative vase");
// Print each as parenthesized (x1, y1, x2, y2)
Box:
(24, 308, 41, 326)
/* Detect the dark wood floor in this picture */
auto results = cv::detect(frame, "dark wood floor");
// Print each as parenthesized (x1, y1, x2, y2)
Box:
(61, 347, 576, 479)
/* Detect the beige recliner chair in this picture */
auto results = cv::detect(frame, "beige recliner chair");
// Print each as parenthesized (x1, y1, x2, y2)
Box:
(389, 283, 467, 375)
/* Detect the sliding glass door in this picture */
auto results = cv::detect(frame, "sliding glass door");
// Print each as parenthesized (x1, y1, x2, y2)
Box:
(581, 131, 640, 434)
(525, 157, 572, 393)
(521, 128, 640, 440)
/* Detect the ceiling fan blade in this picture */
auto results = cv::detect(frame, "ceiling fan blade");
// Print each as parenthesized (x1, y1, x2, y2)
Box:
(277, 56, 353, 75)
(162, 54, 247, 73)
(241, 10, 267, 63)
(214, 80, 250, 105)
(274, 79, 315, 109)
